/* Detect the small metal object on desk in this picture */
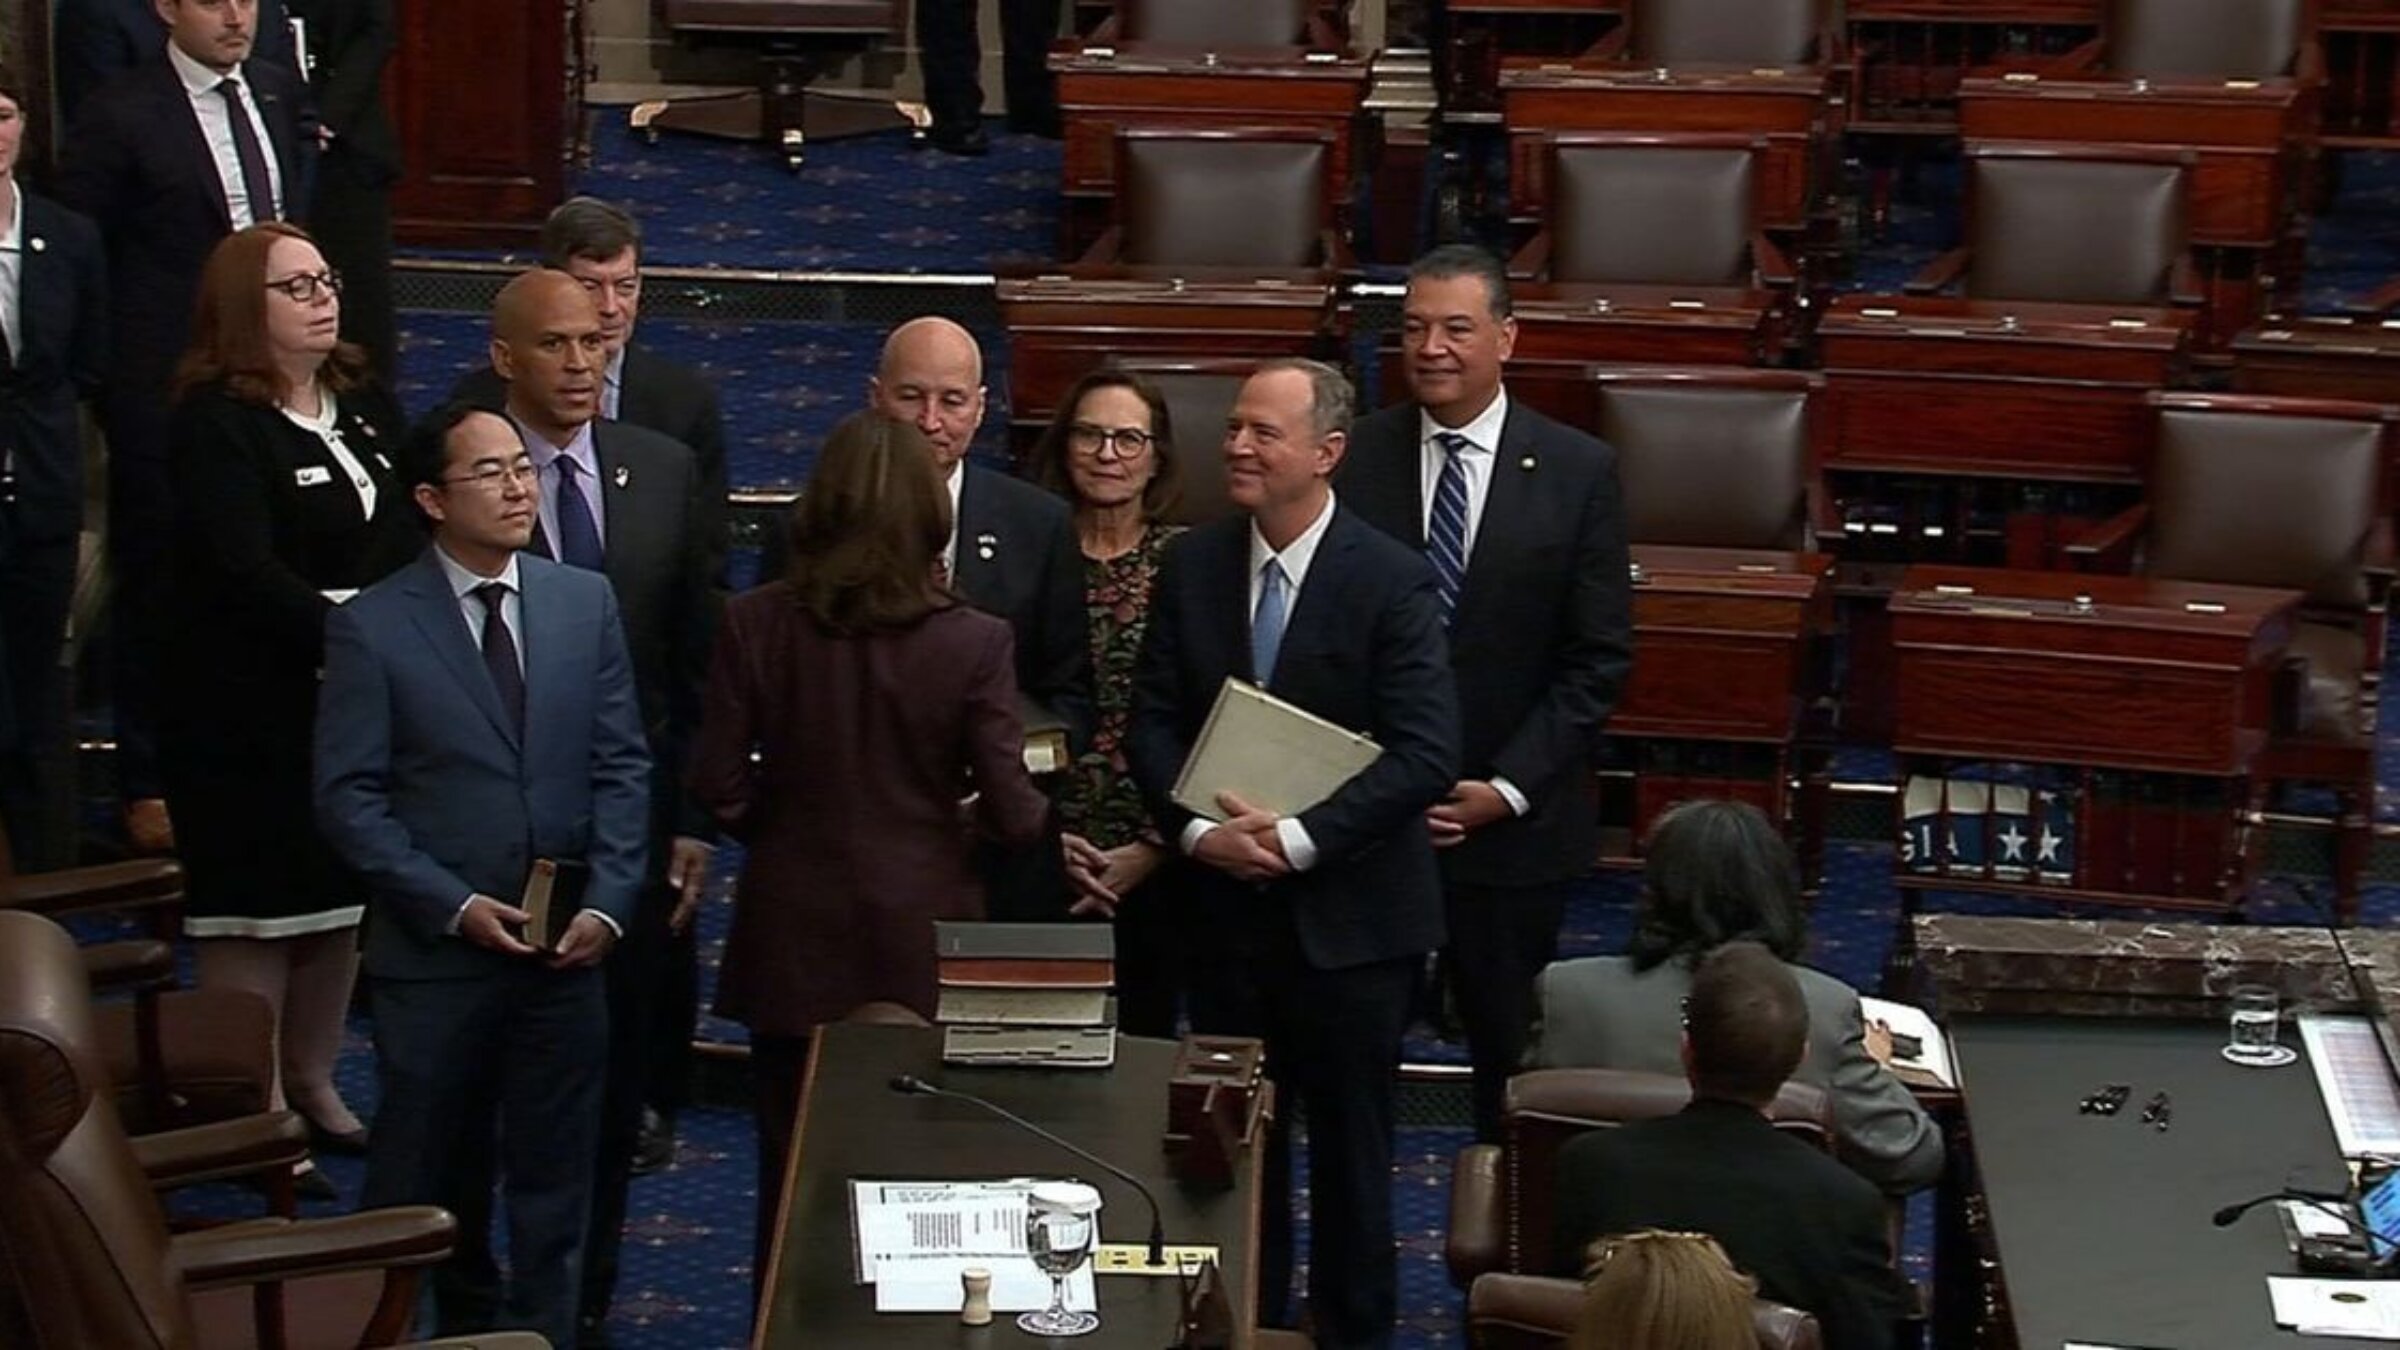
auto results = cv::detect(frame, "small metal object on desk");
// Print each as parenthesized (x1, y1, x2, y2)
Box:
(2081, 1083, 2133, 1115)
(2141, 1091, 2172, 1131)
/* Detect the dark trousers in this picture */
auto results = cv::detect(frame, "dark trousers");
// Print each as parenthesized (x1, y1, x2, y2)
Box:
(580, 873, 694, 1321)
(1445, 879, 1568, 1142)
(309, 161, 397, 383)
(1113, 867, 1190, 1039)
(1193, 899, 1416, 1350)
(0, 532, 75, 867)
(912, 0, 1062, 130)
(749, 1031, 813, 1308)
(363, 964, 608, 1350)
(103, 435, 170, 802)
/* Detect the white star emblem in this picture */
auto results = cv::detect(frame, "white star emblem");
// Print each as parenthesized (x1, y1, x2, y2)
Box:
(1999, 823, 2027, 862)
(2037, 829, 2062, 864)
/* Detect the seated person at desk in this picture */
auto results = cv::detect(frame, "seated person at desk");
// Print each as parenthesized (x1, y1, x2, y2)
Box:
(1574, 1229, 1763, 1350)
(1553, 942, 1916, 1350)
(1526, 798, 1944, 1195)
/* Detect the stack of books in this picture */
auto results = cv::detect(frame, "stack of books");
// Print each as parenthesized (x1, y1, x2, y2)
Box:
(934, 922, 1118, 1069)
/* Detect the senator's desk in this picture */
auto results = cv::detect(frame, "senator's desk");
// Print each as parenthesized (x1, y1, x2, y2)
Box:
(758, 1024, 1265, 1349)
(1889, 566, 2301, 910)
(1606, 546, 1834, 861)
(2236, 315, 2400, 405)
(1051, 43, 1371, 257)
(1949, 1016, 2372, 1349)
(1467, 285, 1785, 428)
(995, 269, 1342, 463)
(1841, 0, 2098, 136)
(1498, 59, 1839, 236)
(2324, 0, 2400, 147)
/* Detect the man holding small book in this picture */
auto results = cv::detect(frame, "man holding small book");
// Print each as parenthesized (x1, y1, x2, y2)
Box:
(314, 403, 651, 1346)
(1127, 358, 1460, 1350)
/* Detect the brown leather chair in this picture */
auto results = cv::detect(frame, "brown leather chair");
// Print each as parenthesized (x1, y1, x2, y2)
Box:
(2068, 392, 2394, 922)
(1084, 127, 1347, 270)
(1512, 134, 1794, 290)
(1592, 367, 1825, 551)
(0, 859, 274, 1137)
(630, 1, 915, 169)
(1592, 0, 1836, 68)
(1904, 142, 2199, 307)
(1110, 0, 1340, 48)
(1466, 1272, 1822, 1350)
(1446, 1068, 1832, 1289)
(0, 911, 535, 1350)
(1107, 357, 1249, 526)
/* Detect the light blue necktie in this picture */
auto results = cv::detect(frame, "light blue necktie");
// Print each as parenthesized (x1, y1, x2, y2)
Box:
(1428, 431, 1472, 621)
(1252, 558, 1289, 685)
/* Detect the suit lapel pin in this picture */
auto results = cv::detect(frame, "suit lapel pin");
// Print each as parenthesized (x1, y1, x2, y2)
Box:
(1519, 456, 1537, 471)
(613, 465, 631, 489)
(27, 237, 42, 253)
(360, 421, 377, 438)
(976, 532, 997, 561)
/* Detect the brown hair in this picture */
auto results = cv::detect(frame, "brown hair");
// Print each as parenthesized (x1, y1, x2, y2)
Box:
(1030, 369, 1183, 520)
(1573, 1230, 1758, 1350)
(174, 223, 369, 406)
(784, 412, 954, 633)
(1685, 940, 1810, 1107)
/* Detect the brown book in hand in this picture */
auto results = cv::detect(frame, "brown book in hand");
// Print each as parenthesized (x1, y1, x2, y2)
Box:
(521, 858, 590, 951)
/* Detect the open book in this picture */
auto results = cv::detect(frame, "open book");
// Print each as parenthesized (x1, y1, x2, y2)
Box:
(1858, 996, 1956, 1091)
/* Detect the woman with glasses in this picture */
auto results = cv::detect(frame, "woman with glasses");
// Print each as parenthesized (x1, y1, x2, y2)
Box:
(1029, 370, 1189, 1036)
(1574, 1230, 1761, 1350)
(158, 222, 415, 1192)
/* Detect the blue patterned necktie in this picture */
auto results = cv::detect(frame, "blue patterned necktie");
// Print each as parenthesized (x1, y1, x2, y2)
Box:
(551, 455, 605, 571)
(1428, 431, 1472, 620)
(1252, 558, 1289, 685)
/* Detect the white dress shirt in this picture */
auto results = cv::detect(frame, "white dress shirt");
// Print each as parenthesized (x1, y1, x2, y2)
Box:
(1181, 491, 1340, 872)
(941, 460, 965, 579)
(1416, 389, 1530, 817)
(0, 185, 24, 364)
(602, 347, 625, 421)
(280, 388, 376, 518)
(512, 414, 608, 556)
(167, 43, 283, 228)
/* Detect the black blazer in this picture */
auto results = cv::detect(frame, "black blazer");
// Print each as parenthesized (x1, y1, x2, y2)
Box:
(286, 0, 398, 186)
(54, 0, 300, 127)
(0, 191, 109, 544)
(1552, 1100, 1915, 1350)
(524, 421, 717, 841)
(955, 464, 1093, 748)
(1126, 504, 1460, 971)
(57, 55, 313, 458)
(452, 347, 729, 583)
(1337, 398, 1633, 887)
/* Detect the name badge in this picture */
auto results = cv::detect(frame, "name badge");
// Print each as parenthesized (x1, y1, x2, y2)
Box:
(294, 465, 333, 487)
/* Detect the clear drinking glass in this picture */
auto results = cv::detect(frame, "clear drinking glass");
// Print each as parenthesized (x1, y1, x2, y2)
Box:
(1019, 1181, 1102, 1337)
(2223, 983, 2296, 1067)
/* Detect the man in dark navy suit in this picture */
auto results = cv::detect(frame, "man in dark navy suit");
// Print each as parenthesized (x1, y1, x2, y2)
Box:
(56, 0, 311, 851)
(0, 64, 108, 869)
(1336, 244, 1633, 1143)
(1128, 358, 1460, 1350)
(54, 0, 300, 124)
(315, 404, 651, 1348)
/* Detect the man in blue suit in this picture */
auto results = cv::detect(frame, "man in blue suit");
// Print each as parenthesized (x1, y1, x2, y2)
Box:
(314, 403, 651, 1347)
(1127, 358, 1460, 1350)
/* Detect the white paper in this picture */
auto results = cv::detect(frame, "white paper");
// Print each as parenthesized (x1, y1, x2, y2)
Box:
(871, 1256, 1097, 1314)
(2300, 1015, 2400, 1158)
(1859, 995, 1956, 1090)
(2268, 1277, 2400, 1338)
(849, 1179, 1035, 1281)
(2287, 1199, 2357, 1241)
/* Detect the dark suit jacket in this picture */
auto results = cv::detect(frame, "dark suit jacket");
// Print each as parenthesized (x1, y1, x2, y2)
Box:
(54, 0, 300, 126)
(1553, 1100, 1915, 1350)
(524, 421, 716, 843)
(1336, 397, 1633, 887)
(314, 549, 653, 982)
(955, 463, 1093, 747)
(1125, 504, 1460, 971)
(689, 588, 1050, 1035)
(0, 191, 108, 545)
(286, 0, 398, 186)
(453, 349, 729, 584)
(56, 55, 312, 475)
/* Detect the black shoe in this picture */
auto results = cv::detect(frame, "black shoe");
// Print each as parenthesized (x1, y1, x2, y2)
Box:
(928, 122, 990, 157)
(291, 1164, 339, 1203)
(302, 1113, 370, 1156)
(1006, 107, 1063, 138)
(631, 1106, 676, 1176)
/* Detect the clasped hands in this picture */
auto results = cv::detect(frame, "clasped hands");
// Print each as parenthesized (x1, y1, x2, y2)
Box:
(1192, 791, 1293, 884)
(458, 895, 617, 968)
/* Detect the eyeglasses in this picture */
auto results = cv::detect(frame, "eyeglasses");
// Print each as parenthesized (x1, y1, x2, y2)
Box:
(441, 460, 538, 492)
(1069, 423, 1156, 457)
(264, 270, 343, 303)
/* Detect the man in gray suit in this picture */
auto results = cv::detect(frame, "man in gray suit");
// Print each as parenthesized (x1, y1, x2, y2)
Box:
(314, 403, 651, 1346)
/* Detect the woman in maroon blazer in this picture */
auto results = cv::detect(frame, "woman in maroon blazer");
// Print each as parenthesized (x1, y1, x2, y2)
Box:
(687, 411, 1049, 1280)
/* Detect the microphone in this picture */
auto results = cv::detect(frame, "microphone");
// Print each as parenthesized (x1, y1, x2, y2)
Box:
(888, 1073, 1168, 1267)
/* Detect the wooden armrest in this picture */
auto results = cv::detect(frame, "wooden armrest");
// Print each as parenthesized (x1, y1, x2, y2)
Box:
(1589, 25, 1630, 61)
(171, 1207, 457, 1289)
(1904, 248, 1969, 297)
(1077, 225, 1126, 266)
(1, 858, 184, 920)
(134, 1112, 308, 1192)
(1446, 1142, 1505, 1290)
(2063, 502, 2150, 569)
(1507, 231, 1553, 283)
(82, 939, 175, 992)
(2041, 35, 2104, 75)
(1319, 229, 1355, 273)
(2168, 253, 2205, 309)
(1753, 231, 1796, 290)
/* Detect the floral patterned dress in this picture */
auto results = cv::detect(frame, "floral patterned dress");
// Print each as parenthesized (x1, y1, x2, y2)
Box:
(1060, 522, 1183, 849)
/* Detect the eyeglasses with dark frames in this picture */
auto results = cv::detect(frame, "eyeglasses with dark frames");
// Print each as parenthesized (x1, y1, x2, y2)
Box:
(1068, 423, 1157, 457)
(264, 270, 343, 304)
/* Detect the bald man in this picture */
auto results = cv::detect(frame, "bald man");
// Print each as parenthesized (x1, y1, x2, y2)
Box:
(477, 269, 717, 1343)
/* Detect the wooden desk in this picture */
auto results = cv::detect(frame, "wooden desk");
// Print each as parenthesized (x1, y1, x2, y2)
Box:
(1889, 565, 2299, 908)
(2234, 314, 2400, 403)
(1052, 43, 1371, 257)
(1819, 295, 2190, 486)
(759, 1025, 1264, 1349)
(996, 270, 1343, 459)
(2323, 0, 2400, 147)
(1842, 0, 2098, 135)
(1499, 60, 1839, 235)
(1461, 284, 1784, 427)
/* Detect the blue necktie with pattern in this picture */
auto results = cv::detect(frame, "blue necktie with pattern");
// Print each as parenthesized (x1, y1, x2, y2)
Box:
(1252, 558, 1289, 685)
(1428, 431, 1472, 621)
